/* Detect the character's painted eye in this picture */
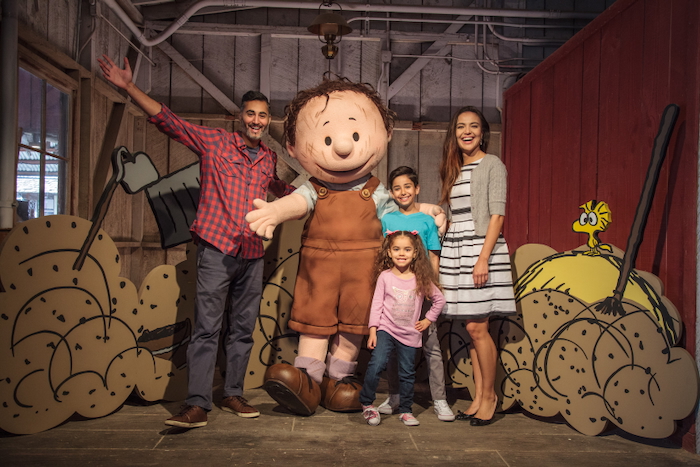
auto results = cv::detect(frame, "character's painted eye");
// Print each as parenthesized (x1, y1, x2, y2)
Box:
(579, 213, 588, 225)
(325, 136, 332, 146)
(353, 132, 359, 142)
(588, 212, 598, 226)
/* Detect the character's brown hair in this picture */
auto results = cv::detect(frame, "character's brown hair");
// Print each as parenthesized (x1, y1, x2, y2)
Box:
(283, 77, 397, 147)
(439, 106, 490, 206)
(373, 231, 440, 300)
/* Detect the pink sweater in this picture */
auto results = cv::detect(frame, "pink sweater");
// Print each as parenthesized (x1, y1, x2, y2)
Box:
(368, 270, 445, 348)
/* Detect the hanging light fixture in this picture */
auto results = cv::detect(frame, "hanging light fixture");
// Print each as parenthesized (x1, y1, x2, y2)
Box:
(308, 1, 352, 60)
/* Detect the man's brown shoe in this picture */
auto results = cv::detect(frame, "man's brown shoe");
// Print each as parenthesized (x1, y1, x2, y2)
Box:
(164, 405, 207, 428)
(262, 363, 321, 416)
(221, 396, 260, 418)
(320, 376, 362, 412)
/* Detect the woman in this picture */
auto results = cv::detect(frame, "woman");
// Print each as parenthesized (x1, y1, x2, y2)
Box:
(438, 106, 517, 426)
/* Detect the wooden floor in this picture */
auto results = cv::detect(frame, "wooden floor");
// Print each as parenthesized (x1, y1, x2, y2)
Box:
(1, 383, 699, 467)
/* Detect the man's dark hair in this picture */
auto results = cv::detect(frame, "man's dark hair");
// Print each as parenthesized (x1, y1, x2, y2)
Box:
(241, 90, 270, 108)
(388, 166, 419, 188)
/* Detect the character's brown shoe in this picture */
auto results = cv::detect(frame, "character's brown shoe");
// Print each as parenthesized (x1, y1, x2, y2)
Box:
(262, 363, 321, 416)
(320, 376, 362, 412)
(221, 396, 260, 418)
(164, 405, 207, 428)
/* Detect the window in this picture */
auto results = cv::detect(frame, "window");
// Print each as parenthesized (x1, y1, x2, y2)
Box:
(16, 67, 70, 220)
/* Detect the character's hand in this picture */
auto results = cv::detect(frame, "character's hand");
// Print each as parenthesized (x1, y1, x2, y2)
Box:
(431, 206, 447, 236)
(472, 257, 489, 288)
(97, 55, 133, 90)
(245, 198, 281, 239)
(417, 203, 447, 236)
(415, 319, 431, 332)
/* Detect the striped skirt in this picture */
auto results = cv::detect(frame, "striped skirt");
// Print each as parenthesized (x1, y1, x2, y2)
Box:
(439, 221, 517, 319)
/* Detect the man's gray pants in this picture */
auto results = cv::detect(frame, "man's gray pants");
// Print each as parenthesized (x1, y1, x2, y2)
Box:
(186, 242, 263, 411)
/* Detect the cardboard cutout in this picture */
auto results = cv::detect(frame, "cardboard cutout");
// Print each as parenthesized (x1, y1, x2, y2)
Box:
(0, 147, 299, 433)
(0, 216, 195, 434)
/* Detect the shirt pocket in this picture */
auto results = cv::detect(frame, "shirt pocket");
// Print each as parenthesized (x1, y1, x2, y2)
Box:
(215, 153, 247, 178)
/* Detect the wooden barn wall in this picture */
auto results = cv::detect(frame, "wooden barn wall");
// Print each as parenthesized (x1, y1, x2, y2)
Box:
(502, 0, 700, 448)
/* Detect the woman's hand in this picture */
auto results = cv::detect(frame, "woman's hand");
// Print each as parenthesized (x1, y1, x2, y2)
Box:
(472, 257, 489, 288)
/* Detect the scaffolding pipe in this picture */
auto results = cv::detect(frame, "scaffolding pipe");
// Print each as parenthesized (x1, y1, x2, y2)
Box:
(0, 0, 19, 229)
(102, 0, 598, 47)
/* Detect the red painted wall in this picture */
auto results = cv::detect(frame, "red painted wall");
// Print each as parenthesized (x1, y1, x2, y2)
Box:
(502, 0, 700, 450)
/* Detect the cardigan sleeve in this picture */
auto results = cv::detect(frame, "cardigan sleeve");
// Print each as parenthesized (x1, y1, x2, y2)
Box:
(487, 157, 507, 217)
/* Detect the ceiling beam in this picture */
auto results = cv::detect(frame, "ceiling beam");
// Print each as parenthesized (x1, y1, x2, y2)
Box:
(387, 15, 472, 100)
(156, 40, 240, 114)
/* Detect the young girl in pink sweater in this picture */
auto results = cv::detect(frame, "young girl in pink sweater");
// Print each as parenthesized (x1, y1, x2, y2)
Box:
(360, 231, 445, 426)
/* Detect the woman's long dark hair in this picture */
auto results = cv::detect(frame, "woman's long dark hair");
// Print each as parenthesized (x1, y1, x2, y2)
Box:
(439, 106, 490, 206)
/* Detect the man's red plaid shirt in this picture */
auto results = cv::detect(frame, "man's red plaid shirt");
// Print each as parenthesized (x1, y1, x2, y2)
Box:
(149, 105, 295, 259)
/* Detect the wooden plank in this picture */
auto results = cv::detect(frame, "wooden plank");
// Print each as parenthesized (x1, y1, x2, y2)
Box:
(91, 102, 126, 206)
(18, 0, 49, 42)
(450, 44, 484, 112)
(234, 36, 261, 109)
(337, 40, 363, 83)
(259, 34, 272, 102)
(269, 37, 299, 116)
(596, 14, 624, 249)
(481, 52, 501, 124)
(143, 123, 170, 244)
(579, 32, 601, 211)
(666, 0, 700, 362)
(161, 37, 240, 115)
(389, 41, 422, 121)
(386, 11, 470, 100)
(47, 0, 77, 58)
(202, 35, 236, 114)
(148, 45, 172, 106)
(419, 45, 452, 122)
(550, 46, 583, 252)
(639, 0, 672, 280)
(526, 73, 546, 244)
(416, 131, 444, 205)
(502, 84, 532, 248)
(298, 39, 328, 90)
(360, 41, 381, 92)
(387, 130, 419, 185)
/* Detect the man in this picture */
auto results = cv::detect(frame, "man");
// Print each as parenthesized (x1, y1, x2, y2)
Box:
(98, 55, 295, 428)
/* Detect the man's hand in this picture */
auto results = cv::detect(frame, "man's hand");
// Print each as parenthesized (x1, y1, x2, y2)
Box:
(97, 55, 133, 90)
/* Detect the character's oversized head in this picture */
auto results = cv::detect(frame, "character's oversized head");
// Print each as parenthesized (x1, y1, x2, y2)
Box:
(284, 79, 397, 184)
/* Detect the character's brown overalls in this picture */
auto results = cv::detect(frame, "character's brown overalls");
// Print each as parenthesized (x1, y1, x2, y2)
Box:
(288, 177, 383, 335)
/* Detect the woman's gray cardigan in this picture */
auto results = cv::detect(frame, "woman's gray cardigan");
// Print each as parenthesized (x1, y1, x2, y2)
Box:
(462, 154, 507, 236)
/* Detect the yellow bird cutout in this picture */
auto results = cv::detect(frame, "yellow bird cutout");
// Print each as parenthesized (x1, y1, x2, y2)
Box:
(572, 200, 612, 255)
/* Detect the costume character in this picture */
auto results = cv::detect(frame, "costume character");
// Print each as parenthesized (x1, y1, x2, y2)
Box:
(246, 79, 444, 415)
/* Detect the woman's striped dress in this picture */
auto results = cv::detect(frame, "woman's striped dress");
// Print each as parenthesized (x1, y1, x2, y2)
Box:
(439, 159, 517, 319)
